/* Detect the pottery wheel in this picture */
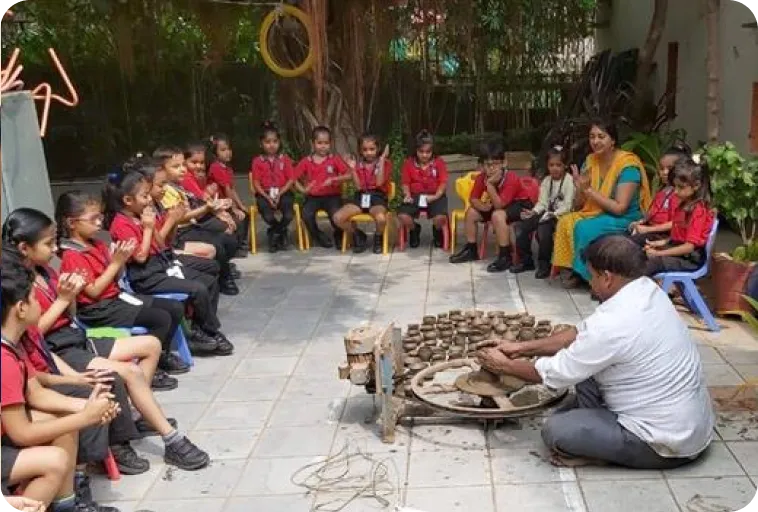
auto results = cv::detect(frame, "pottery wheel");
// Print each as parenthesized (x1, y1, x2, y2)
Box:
(409, 359, 566, 419)
(453, 369, 527, 397)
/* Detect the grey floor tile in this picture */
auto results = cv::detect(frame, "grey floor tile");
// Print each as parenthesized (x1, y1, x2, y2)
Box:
(232, 357, 299, 377)
(727, 441, 758, 476)
(217, 376, 288, 402)
(488, 418, 546, 450)
(698, 345, 727, 364)
(90, 465, 164, 502)
(146, 459, 247, 500)
(247, 340, 309, 358)
(187, 429, 259, 460)
(664, 442, 745, 479)
(195, 400, 274, 430)
(407, 450, 491, 488)
(234, 456, 326, 496)
(490, 448, 575, 484)
(667, 476, 755, 512)
(266, 397, 346, 428)
(157, 377, 225, 404)
(581, 480, 680, 512)
(703, 364, 745, 386)
(97, 502, 138, 512)
(254, 425, 337, 457)
(494, 482, 586, 512)
(333, 422, 411, 454)
(410, 424, 487, 452)
(160, 402, 210, 432)
(280, 376, 352, 401)
(575, 464, 663, 481)
(405, 486, 495, 512)
(138, 498, 226, 512)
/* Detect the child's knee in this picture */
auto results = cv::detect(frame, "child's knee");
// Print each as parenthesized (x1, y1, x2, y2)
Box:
(374, 212, 387, 225)
(491, 209, 507, 225)
(45, 446, 72, 477)
(433, 216, 447, 228)
(140, 335, 162, 355)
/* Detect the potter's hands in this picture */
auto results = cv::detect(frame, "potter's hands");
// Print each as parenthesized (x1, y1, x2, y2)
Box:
(495, 341, 525, 358)
(5, 496, 46, 512)
(476, 348, 512, 374)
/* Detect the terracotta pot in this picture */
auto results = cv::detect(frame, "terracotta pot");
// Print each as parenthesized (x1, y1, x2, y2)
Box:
(711, 254, 756, 315)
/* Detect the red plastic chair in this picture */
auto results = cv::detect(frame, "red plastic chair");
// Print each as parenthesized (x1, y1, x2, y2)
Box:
(104, 449, 121, 481)
(398, 212, 450, 252)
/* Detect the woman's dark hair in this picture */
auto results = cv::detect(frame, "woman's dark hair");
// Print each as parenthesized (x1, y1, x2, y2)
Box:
(415, 129, 434, 149)
(589, 118, 619, 144)
(311, 125, 331, 141)
(582, 234, 646, 280)
(261, 121, 281, 141)
(546, 145, 567, 163)
(101, 169, 147, 229)
(55, 190, 103, 242)
(1, 255, 35, 323)
(208, 133, 230, 158)
(2, 208, 55, 252)
(671, 156, 711, 209)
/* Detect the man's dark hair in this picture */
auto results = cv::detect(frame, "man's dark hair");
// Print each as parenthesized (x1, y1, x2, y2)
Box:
(1, 254, 35, 323)
(582, 234, 646, 279)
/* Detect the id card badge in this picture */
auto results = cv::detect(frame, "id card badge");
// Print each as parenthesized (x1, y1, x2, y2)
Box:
(167, 264, 185, 280)
(118, 292, 144, 306)
(269, 187, 280, 199)
(418, 195, 428, 208)
(360, 193, 372, 209)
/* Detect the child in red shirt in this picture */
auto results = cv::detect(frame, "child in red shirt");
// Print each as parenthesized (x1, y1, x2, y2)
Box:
(333, 133, 392, 254)
(450, 141, 534, 270)
(294, 126, 352, 248)
(1, 259, 118, 512)
(208, 133, 250, 254)
(644, 156, 715, 276)
(251, 122, 296, 252)
(630, 143, 691, 246)
(398, 130, 449, 249)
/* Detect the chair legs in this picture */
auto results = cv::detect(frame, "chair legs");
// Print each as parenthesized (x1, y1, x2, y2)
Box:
(397, 216, 450, 252)
(173, 327, 194, 366)
(248, 206, 258, 255)
(104, 450, 121, 481)
(479, 224, 490, 260)
(681, 278, 720, 332)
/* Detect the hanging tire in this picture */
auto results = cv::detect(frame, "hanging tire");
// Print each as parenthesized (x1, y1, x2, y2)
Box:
(259, 5, 315, 78)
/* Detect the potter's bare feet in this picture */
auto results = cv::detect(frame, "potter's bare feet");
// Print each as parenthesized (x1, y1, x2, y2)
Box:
(549, 451, 605, 468)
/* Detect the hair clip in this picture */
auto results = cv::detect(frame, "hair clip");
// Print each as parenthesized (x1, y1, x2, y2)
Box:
(553, 145, 563, 151)
(692, 154, 702, 165)
(135, 151, 144, 159)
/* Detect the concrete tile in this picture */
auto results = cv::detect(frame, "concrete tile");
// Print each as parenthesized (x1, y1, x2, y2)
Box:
(494, 482, 585, 512)
(703, 364, 745, 386)
(254, 425, 337, 457)
(159, 402, 209, 432)
(138, 499, 226, 512)
(581, 480, 679, 512)
(217, 376, 288, 402)
(715, 411, 758, 441)
(410, 424, 487, 452)
(280, 376, 352, 401)
(247, 340, 309, 358)
(407, 450, 490, 488)
(490, 448, 575, 484)
(292, 353, 341, 376)
(488, 417, 546, 450)
(96, 502, 138, 512)
(719, 347, 758, 367)
(727, 441, 758, 476)
(405, 486, 495, 512)
(733, 364, 758, 382)
(186, 357, 241, 379)
(266, 397, 346, 428)
(195, 400, 274, 430)
(90, 464, 163, 501)
(667, 476, 755, 512)
(232, 357, 299, 377)
(157, 377, 225, 404)
(664, 442, 745, 479)
(146, 460, 247, 500)
(575, 465, 663, 481)
(233, 456, 326, 496)
(333, 422, 411, 454)
(698, 344, 727, 364)
(186, 429, 258, 460)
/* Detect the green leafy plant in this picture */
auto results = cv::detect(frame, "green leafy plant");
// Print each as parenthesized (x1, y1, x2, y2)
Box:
(740, 295, 758, 333)
(707, 143, 758, 251)
(621, 129, 687, 189)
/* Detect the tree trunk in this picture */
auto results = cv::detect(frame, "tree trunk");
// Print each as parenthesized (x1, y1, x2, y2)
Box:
(633, 0, 668, 116)
(706, 0, 721, 143)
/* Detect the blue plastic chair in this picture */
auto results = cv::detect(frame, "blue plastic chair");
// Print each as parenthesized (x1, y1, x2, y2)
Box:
(655, 218, 720, 332)
(117, 275, 194, 366)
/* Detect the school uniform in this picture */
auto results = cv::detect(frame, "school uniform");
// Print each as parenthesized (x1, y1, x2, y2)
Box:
(208, 161, 250, 250)
(347, 159, 391, 212)
(398, 157, 449, 219)
(21, 328, 139, 463)
(295, 155, 348, 241)
(109, 213, 222, 336)
(645, 200, 714, 276)
(514, 175, 575, 268)
(59, 238, 184, 355)
(630, 187, 678, 246)
(251, 154, 296, 233)
(154, 208, 222, 282)
(470, 170, 534, 223)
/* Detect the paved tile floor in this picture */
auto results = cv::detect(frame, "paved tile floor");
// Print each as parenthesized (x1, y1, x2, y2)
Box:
(95, 241, 758, 512)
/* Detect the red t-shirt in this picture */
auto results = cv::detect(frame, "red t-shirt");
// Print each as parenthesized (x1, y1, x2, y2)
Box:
(21, 328, 54, 374)
(401, 157, 448, 195)
(181, 172, 206, 198)
(33, 267, 71, 334)
(646, 187, 679, 226)
(670, 201, 714, 248)
(208, 161, 234, 198)
(110, 212, 163, 257)
(1, 341, 37, 436)
(251, 155, 294, 189)
(60, 240, 120, 305)
(470, 171, 531, 206)
(354, 160, 391, 194)
(294, 155, 348, 197)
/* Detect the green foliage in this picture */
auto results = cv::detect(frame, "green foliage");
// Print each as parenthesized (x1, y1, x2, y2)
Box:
(706, 143, 758, 247)
(732, 242, 758, 263)
(621, 129, 687, 189)
(387, 125, 406, 211)
(740, 295, 758, 333)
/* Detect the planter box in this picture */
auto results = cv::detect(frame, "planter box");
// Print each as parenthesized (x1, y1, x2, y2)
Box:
(712, 253, 757, 315)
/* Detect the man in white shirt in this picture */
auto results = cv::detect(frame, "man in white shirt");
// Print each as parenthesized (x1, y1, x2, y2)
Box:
(478, 235, 715, 468)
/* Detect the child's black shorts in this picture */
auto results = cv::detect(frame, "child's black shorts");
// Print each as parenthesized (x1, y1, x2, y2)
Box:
(347, 191, 388, 214)
(397, 194, 449, 219)
(46, 326, 115, 372)
(1, 440, 20, 495)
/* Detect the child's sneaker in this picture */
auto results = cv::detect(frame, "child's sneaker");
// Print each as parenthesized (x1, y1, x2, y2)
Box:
(212, 332, 234, 356)
(189, 329, 219, 355)
(409, 223, 422, 248)
(164, 436, 210, 471)
(151, 370, 178, 391)
(110, 443, 150, 475)
(372, 233, 383, 254)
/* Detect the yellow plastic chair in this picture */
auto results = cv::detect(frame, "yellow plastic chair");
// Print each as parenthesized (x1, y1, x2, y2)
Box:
(247, 173, 259, 254)
(294, 203, 332, 251)
(450, 171, 481, 254)
(341, 182, 396, 255)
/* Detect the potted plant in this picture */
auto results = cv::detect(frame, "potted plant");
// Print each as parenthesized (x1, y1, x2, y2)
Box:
(707, 143, 758, 315)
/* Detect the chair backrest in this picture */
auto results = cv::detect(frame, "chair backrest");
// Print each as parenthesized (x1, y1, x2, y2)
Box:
(701, 216, 720, 273)
(455, 171, 480, 210)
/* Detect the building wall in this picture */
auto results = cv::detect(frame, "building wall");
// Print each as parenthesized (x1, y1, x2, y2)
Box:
(597, 0, 758, 154)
